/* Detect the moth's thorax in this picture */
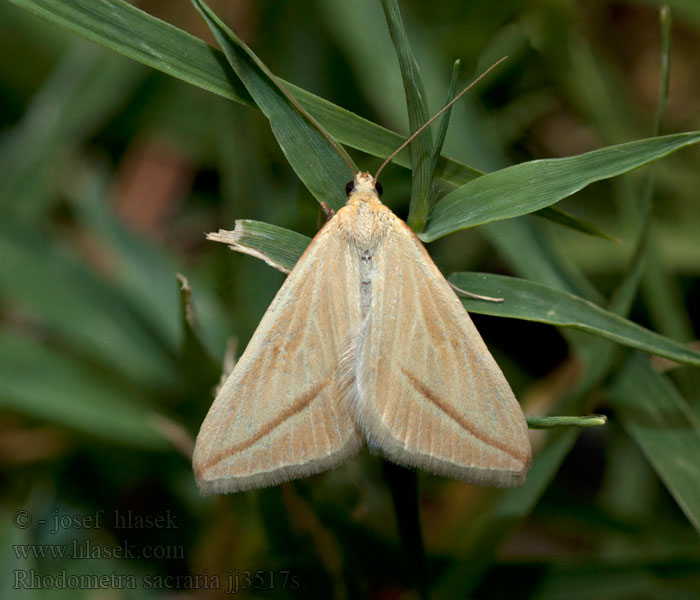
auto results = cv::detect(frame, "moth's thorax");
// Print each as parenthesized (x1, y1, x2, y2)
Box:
(344, 195, 391, 252)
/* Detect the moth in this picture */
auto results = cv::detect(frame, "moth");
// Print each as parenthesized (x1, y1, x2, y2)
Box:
(193, 62, 531, 495)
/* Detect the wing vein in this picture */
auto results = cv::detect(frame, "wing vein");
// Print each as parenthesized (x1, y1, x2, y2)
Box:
(198, 377, 332, 473)
(399, 367, 525, 461)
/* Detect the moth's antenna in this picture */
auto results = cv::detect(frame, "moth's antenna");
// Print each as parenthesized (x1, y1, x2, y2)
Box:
(374, 56, 508, 181)
(252, 54, 356, 176)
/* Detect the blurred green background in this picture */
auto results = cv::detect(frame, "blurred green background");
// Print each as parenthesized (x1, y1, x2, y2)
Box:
(1, 0, 700, 598)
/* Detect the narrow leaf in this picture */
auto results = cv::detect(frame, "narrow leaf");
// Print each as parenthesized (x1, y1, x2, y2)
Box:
(450, 272, 700, 367)
(432, 59, 461, 174)
(207, 221, 310, 275)
(7, 0, 251, 102)
(8, 0, 482, 183)
(526, 415, 607, 429)
(421, 132, 700, 241)
(191, 0, 353, 210)
(382, 0, 433, 231)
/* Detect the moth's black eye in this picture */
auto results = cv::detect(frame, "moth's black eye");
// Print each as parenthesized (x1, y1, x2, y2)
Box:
(345, 181, 354, 196)
(375, 181, 383, 197)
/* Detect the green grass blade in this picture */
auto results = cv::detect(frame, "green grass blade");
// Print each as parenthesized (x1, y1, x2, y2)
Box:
(431, 59, 460, 174)
(207, 221, 311, 275)
(7, 0, 482, 183)
(451, 272, 700, 367)
(6, 0, 251, 102)
(381, 0, 432, 231)
(526, 415, 607, 429)
(191, 0, 353, 210)
(421, 132, 700, 241)
(608, 354, 700, 533)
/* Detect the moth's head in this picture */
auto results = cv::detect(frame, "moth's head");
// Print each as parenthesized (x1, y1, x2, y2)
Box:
(345, 171, 383, 201)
